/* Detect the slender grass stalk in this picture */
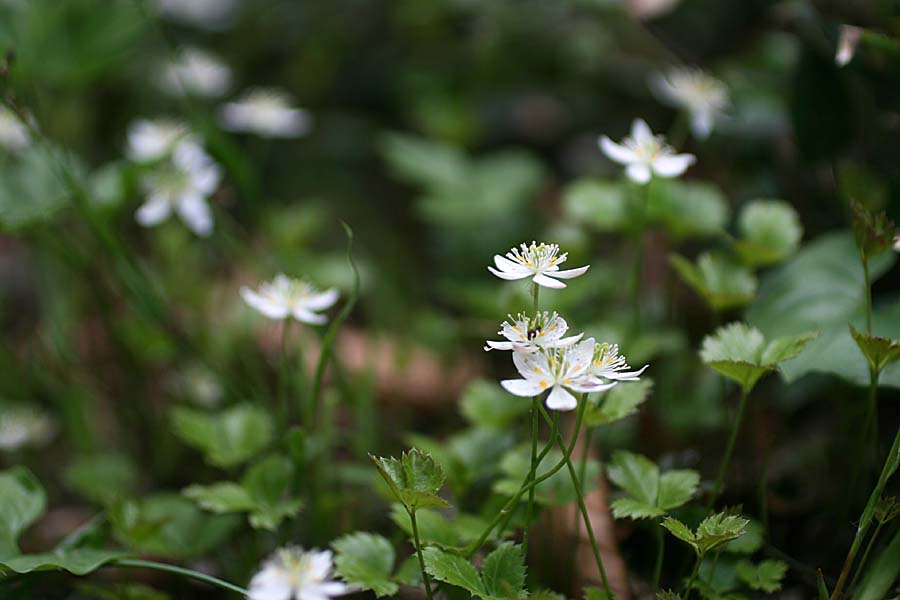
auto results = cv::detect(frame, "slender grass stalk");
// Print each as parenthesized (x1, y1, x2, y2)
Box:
(709, 386, 750, 507)
(847, 519, 885, 592)
(539, 403, 616, 600)
(653, 518, 665, 591)
(110, 558, 247, 595)
(468, 398, 584, 558)
(410, 510, 435, 600)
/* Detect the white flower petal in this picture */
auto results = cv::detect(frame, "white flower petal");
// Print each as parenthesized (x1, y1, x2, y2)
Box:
(302, 288, 339, 311)
(532, 273, 567, 289)
(241, 287, 290, 319)
(626, 163, 652, 184)
(512, 349, 550, 379)
(548, 265, 590, 280)
(599, 136, 637, 165)
(501, 379, 544, 397)
(604, 364, 649, 381)
(135, 195, 172, 227)
(488, 266, 530, 281)
(247, 567, 292, 600)
(652, 153, 695, 177)
(494, 254, 529, 274)
(690, 111, 714, 139)
(311, 582, 353, 596)
(484, 340, 515, 351)
(547, 333, 583, 348)
(631, 118, 653, 144)
(545, 385, 577, 411)
(568, 379, 618, 393)
(293, 307, 327, 325)
(176, 194, 214, 236)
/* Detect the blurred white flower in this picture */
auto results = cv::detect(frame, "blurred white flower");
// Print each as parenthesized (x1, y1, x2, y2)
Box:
(241, 275, 339, 325)
(893, 235, 900, 253)
(488, 241, 589, 289)
(248, 547, 352, 600)
(0, 105, 31, 152)
(600, 118, 695, 184)
(501, 339, 616, 411)
(135, 140, 221, 237)
(219, 88, 312, 138)
(159, 47, 232, 98)
(591, 342, 648, 382)
(485, 311, 582, 352)
(176, 364, 224, 407)
(626, 0, 680, 19)
(651, 68, 729, 139)
(152, 0, 238, 31)
(0, 406, 55, 451)
(836, 25, 864, 67)
(127, 119, 192, 162)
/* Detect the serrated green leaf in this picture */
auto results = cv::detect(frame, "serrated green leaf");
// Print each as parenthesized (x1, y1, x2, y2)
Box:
(736, 559, 787, 593)
(657, 470, 700, 511)
(607, 452, 697, 520)
(481, 543, 526, 600)
(332, 532, 398, 598)
(583, 379, 652, 427)
(656, 592, 682, 600)
(562, 179, 630, 233)
(0, 548, 127, 575)
(371, 449, 448, 512)
(735, 200, 803, 267)
(607, 451, 659, 507)
(423, 547, 487, 597)
(0, 466, 46, 559)
(695, 513, 749, 555)
(850, 326, 900, 373)
(670, 253, 756, 312)
(851, 200, 898, 259)
(610, 498, 663, 520)
(661, 518, 696, 546)
(531, 590, 568, 600)
(171, 404, 273, 468)
(721, 520, 763, 554)
(649, 180, 729, 239)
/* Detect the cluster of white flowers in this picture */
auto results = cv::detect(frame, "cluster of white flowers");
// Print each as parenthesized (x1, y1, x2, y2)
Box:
(247, 547, 352, 600)
(219, 88, 312, 138)
(240, 274, 339, 325)
(488, 243, 646, 411)
(127, 119, 222, 237)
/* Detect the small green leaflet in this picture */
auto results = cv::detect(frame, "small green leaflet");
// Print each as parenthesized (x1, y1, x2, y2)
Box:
(371, 448, 449, 512)
(661, 513, 749, 556)
(607, 451, 698, 520)
(423, 543, 526, 600)
(332, 532, 398, 597)
(735, 559, 787, 593)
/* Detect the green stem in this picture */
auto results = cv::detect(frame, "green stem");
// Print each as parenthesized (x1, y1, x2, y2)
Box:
(830, 419, 900, 600)
(847, 519, 885, 593)
(410, 510, 435, 600)
(468, 397, 583, 558)
(653, 518, 665, 591)
(862, 257, 872, 335)
(278, 319, 294, 427)
(850, 368, 879, 495)
(524, 396, 539, 556)
(540, 404, 616, 599)
(683, 555, 702, 600)
(709, 386, 750, 507)
(110, 558, 247, 595)
(532, 283, 540, 313)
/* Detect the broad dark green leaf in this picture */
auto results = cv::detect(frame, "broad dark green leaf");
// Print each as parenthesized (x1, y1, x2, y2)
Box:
(735, 199, 802, 267)
(422, 547, 486, 598)
(0, 466, 46, 559)
(171, 404, 273, 468)
(481, 542, 526, 599)
(0, 548, 127, 575)
(332, 532, 397, 597)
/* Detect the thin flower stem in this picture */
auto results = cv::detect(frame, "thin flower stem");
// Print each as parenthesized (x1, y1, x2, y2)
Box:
(653, 518, 665, 591)
(467, 399, 583, 558)
(538, 404, 616, 599)
(709, 386, 750, 507)
(410, 510, 435, 600)
(831, 420, 900, 600)
(110, 558, 247, 595)
(523, 282, 540, 556)
(683, 555, 702, 600)
(862, 257, 872, 335)
(847, 519, 884, 592)
(278, 319, 294, 427)
(850, 367, 879, 496)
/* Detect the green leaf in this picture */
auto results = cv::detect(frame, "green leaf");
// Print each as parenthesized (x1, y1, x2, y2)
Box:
(850, 326, 900, 374)
(854, 526, 900, 600)
(735, 200, 803, 267)
(494, 447, 600, 507)
(0, 548, 127, 575)
(657, 471, 701, 511)
(75, 582, 170, 600)
(735, 559, 787, 593)
(110, 494, 238, 560)
(371, 448, 449, 512)
(0, 466, 46, 559)
(460, 379, 531, 429)
(817, 569, 830, 600)
(332, 532, 398, 597)
(481, 542, 526, 599)
(562, 179, 629, 233)
(874, 496, 900, 524)
(660, 517, 696, 546)
(390, 505, 459, 548)
(0, 146, 77, 231)
(649, 180, 729, 239)
(670, 253, 757, 312)
(183, 483, 255, 513)
(850, 200, 898, 259)
(656, 592, 683, 600)
(721, 519, 764, 554)
(747, 231, 900, 388)
(700, 323, 816, 393)
(584, 588, 614, 600)
(423, 547, 487, 598)
(662, 513, 748, 556)
(171, 404, 273, 468)
(607, 451, 660, 519)
(583, 379, 652, 427)
(64, 453, 138, 506)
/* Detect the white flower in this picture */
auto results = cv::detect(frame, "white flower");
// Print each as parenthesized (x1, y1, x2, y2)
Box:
(651, 68, 729, 139)
(501, 339, 616, 411)
(152, 0, 238, 30)
(247, 547, 352, 600)
(599, 118, 696, 184)
(219, 88, 312, 138)
(127, 119, 192, 162)
(240, 275, 339, 325)
(488, 241, 589, 289)
(135, 140, 221, 237)
(159, 47, 232, 98)
(893, 235, 900, 253)
(485, 311, 582, 352)
(836, 25, 864, 67)
(591, 342, 648, 382)
(0, 105, 31, 152)
(0, 406, 55, 451)
(626, 0, 681, 19)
